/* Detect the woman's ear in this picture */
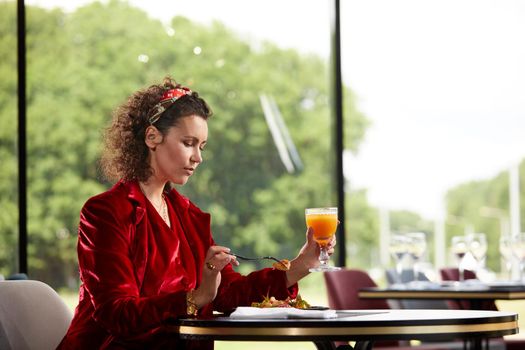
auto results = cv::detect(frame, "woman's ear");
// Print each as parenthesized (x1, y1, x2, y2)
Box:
(145, 126, 163, 150)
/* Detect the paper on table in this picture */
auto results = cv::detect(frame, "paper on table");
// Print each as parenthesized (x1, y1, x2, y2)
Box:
(230, 307, 337, 319)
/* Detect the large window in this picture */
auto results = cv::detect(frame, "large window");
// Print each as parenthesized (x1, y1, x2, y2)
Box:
(341, 0, 525, 275)
(13, 0, 525, 290)
(16, 2, 345, 348)
(8, 0, 525, 347)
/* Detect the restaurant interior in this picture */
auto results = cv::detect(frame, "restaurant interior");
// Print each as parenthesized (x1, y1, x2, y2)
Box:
(2, 0, 525, 349)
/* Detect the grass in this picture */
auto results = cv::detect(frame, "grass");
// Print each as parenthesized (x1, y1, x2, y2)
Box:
(59, 273, 525, 349)
(495, 300, 525, 341)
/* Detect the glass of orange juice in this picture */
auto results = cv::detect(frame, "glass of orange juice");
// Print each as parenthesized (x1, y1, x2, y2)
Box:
(305, 207, 340, 272)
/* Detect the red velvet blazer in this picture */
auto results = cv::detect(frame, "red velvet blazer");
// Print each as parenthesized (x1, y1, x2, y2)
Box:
(58, 181, 297, 349)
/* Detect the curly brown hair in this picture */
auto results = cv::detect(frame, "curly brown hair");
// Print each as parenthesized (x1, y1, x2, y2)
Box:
(100, 77, 212, 182)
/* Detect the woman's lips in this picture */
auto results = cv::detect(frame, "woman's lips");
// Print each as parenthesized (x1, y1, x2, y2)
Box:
(184, 167, 194, 175)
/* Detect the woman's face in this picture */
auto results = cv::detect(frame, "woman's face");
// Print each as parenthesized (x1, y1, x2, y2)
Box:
(148, 115, 208, 185)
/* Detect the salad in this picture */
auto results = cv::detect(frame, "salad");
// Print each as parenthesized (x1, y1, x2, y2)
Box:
(251, 294, 311, 309)
(272, 259, 291, 271)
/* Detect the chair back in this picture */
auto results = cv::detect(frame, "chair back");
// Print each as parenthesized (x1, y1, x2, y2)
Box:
(385, 269, 450, 309)
(439, 267, 498, 310)
(440, 267, 477, 281)
(324, 268, 391, 310)
(0, 280, 73, 350)
(324, 269, 405, 348)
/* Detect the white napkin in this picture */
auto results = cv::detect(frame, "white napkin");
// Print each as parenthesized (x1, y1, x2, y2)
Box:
(229, 307, 337, 319)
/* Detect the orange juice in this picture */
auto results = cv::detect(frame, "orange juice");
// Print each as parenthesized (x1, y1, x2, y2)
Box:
(306, 212, 337, 247)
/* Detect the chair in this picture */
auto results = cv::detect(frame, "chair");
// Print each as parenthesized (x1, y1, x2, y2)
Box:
(325, 268, 391, 310)
(439, 268, 498, 310)
(442, 268, 525, 349)
(325, 268, 399, 349)
(385, 269, 450, 310)
(439, 267, 477, 282)
(0, 280, 73, 350)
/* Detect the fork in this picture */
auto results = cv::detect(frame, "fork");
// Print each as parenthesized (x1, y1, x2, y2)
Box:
(229, 253, 282, 264)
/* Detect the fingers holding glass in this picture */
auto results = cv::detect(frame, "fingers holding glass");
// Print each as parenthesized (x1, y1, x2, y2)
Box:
(325, 236, 337, 256)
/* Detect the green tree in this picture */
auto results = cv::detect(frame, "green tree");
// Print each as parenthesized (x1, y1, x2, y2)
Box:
(346, 189, 380, 268)
(445, 159, 525, 271)
(0, 0, 371, 287)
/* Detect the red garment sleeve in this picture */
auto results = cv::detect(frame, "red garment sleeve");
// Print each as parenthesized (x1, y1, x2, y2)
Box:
(78, 196, 186, 338)
(211, 263, 299, 312)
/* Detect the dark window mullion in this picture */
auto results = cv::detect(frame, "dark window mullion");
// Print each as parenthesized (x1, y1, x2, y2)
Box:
(17, 0, 27, 274)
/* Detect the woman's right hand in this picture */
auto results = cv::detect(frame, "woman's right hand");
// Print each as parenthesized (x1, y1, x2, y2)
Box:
(192, 245, 238, 308)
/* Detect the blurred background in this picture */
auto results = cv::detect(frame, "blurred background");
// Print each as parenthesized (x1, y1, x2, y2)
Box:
(2, 1, 525, 348)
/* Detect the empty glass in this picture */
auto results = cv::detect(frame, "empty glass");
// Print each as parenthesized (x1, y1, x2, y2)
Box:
(467, 232, 487, 274)
(406, 232, 427, 285)
(389, 235, 409, 284)
(499, 235, 514, 280)
(451, 235, 468, 282)
(511, 233, 525, 282)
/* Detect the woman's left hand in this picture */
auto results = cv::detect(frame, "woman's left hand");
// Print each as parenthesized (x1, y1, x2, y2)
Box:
(285, 227, 337, 287)
(299, 227, 337, 269)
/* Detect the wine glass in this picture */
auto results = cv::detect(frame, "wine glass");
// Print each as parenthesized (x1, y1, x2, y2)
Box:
(467, 232, 488, 275)
(305, 207, 340, 272)
(406, 232, 427, 285)
(389, 235, 409, 284)
(451, 236, 468, 282)
(511, 233, 525, 282)
(499, 235, 514, 280)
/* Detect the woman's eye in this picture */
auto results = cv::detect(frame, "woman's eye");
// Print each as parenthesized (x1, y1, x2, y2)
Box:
(183, 141, 193, 147)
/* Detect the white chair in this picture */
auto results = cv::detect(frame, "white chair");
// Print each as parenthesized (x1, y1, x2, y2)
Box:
(0, 280, 73, 350)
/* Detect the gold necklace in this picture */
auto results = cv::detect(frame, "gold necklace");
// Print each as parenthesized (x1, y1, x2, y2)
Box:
(159, 195, 170, 227)
(139, 183, 170, 227)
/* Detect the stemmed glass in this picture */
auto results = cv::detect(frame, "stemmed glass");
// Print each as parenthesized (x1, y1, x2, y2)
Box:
(511, 233, 525, 282)
(389, 235, 409, 284)
(305, 207, 340, 272)
(467, 233, 488, 275)
(406, 232, 427, 285)
(451, 236, 468, 283)
(499, 235, 514, 280)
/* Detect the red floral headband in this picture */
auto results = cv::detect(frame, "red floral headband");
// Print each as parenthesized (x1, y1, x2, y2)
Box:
(148, 87, 192, 124)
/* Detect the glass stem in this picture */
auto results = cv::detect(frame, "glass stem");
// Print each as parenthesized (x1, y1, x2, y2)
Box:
(459, 260, 465, 282)
(319, 246, 329, 267)
(413, 260, 420, 282)
(396, 260, 403, 283)
(506, 262, 513, 281)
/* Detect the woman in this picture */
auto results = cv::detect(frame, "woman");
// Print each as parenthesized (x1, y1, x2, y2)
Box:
(58, 77, 335, 349)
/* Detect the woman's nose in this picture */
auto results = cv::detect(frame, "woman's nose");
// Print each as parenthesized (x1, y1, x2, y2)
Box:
(191, 148, 202, 164)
